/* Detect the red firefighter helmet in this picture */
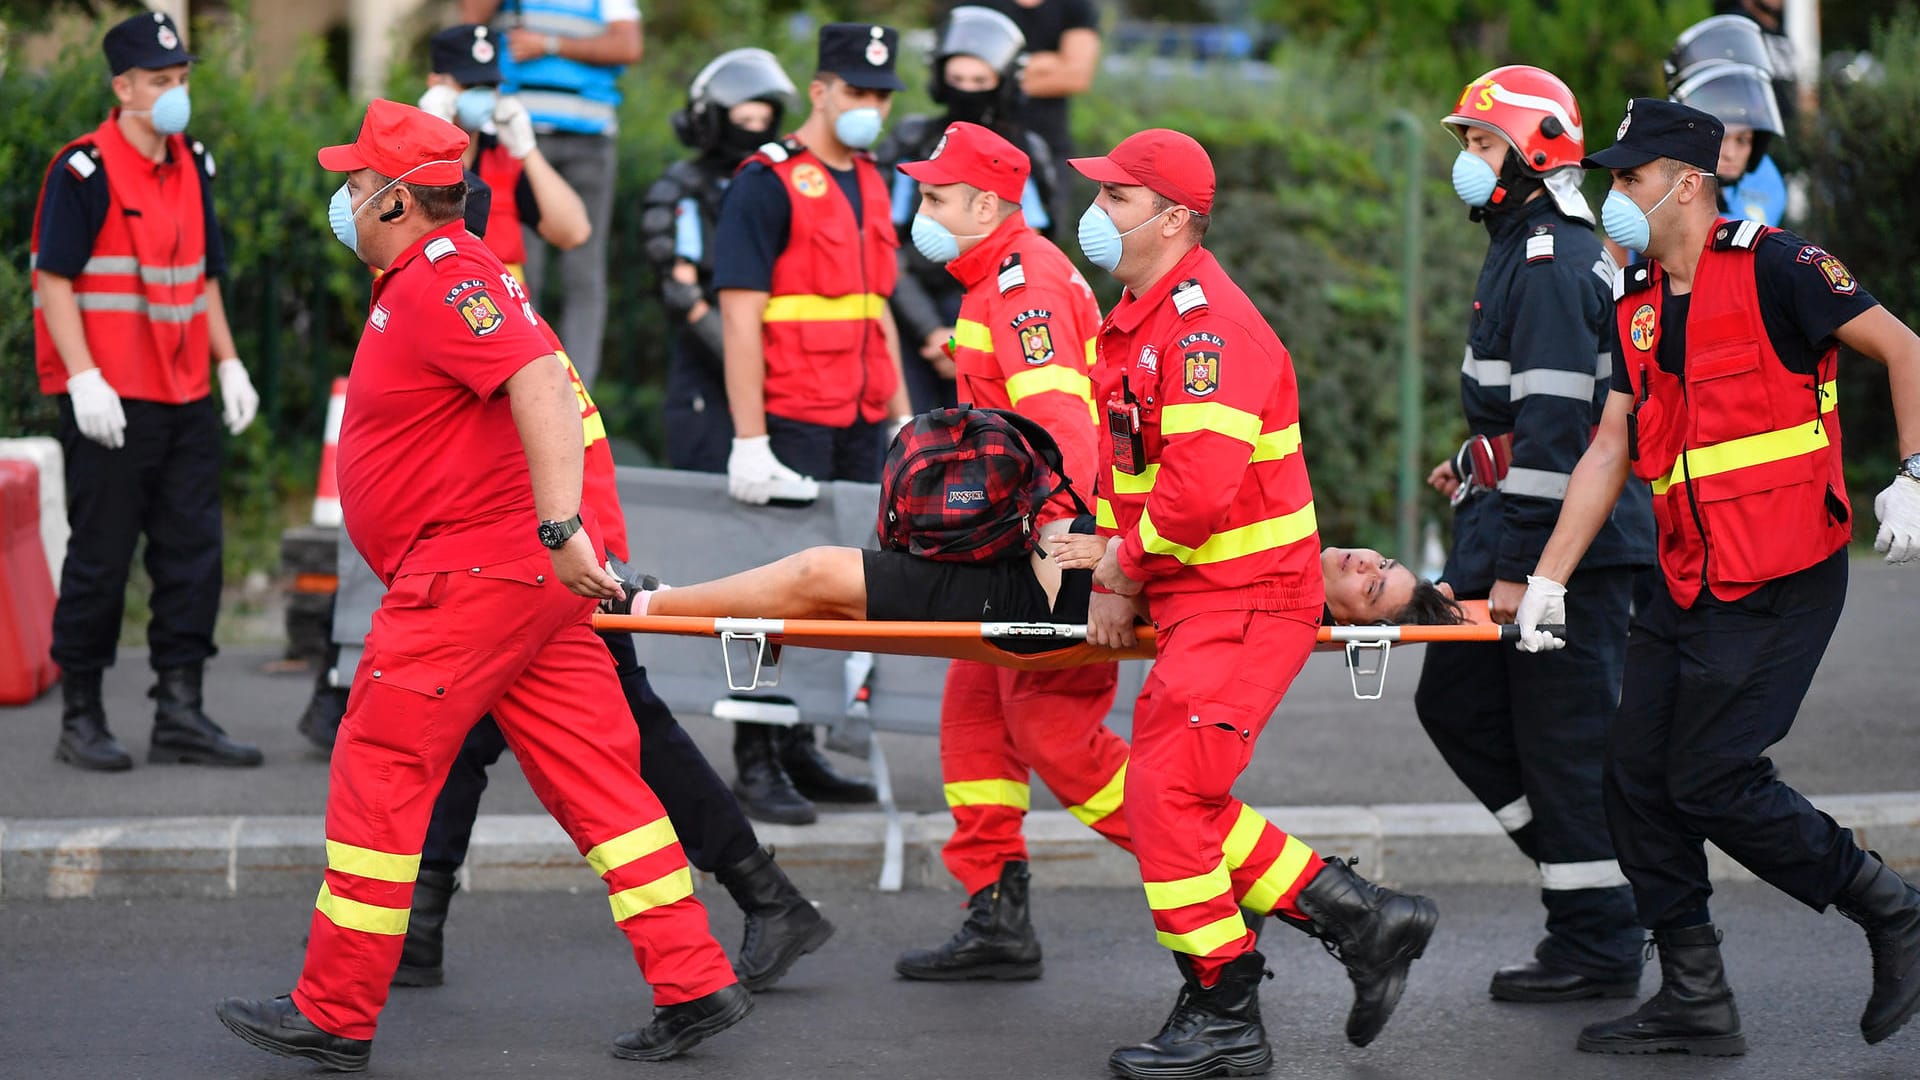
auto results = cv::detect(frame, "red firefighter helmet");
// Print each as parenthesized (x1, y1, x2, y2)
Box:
(1442, 65, 1586, 175)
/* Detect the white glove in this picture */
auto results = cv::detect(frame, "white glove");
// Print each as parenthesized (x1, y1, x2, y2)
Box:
(493, 95, 537, 160)
(1514, 574, 1568, 653)
(66, 368, 127, 449)
(217, 358, 260, 435)
(727, 435, 819, 506)
(417, 83, 459, 123)
(1874, 474, 1920, 564)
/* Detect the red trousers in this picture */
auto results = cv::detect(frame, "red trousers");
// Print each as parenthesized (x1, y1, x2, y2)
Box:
(939, 660, 1131, 893)
(1127, 609, 1324, 982)
(291, 552, 734, 1040)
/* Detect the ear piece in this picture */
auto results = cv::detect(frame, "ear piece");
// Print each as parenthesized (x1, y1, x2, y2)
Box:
(378, 199, 405, 223)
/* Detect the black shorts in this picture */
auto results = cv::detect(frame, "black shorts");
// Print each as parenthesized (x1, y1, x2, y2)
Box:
(862, 549, 1092, 625)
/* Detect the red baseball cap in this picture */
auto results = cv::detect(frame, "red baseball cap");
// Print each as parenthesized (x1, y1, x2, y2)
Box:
(899, 122, 1030, 203)
(318, 99, 469, 186)
(1069, 128, 1216, 215)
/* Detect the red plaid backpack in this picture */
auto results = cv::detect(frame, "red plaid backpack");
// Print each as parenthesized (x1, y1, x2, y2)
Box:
(878, 406, 1089, 563)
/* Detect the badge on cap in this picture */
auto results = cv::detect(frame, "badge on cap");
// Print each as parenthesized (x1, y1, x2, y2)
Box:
(931, 132, 950, 159)
(866, 25, 889, 66)
(157, 21, 179, 51)
(473, 34, 495, 64)
(1617, 101, 1633, 141)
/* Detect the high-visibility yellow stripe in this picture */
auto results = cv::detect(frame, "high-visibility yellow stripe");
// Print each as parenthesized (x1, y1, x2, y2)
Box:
(324, 840, 420, 884)
(1241, 834, 1315, 914)
(582, 409, 607, 446)
(1095, 497, 1117, 530)
(585, 818, 679, 877)
(953, 318, 994, 352)
(762, 292, 887, 323)
(1161, 403, 1263, 446)
(608, 867, 695, 922)
(315, 882, 409, 936)
(1156, 912, 1249, 956)
(1084, 338, 1097, 369)
(1221, 804, 1269, 868)
(1649, 382, 1839, 496)
(1144, 859, 1232, 911)
(943, 778, 1032, 810)
(1006, 365, 1095, 414)
(1138, 501, 1318, 566)
(1067, 759, 1128, 826)
(1109, 424, 1303, 496)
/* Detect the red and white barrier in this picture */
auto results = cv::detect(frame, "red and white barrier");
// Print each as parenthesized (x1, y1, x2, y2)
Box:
(0, 459, 60, 704)
(312, 377, 347, 527)
(0, 436, 67, 589)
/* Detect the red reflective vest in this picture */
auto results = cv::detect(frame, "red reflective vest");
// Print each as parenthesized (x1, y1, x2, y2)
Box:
(31, 117, 210, 403)
(477, 142, 528, 277)
(748, 137, 899, 427)
(1617, 220, 1850, 608)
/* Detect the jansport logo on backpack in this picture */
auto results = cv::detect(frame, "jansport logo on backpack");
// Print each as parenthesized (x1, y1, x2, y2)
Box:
(879, 406, 1089, 563)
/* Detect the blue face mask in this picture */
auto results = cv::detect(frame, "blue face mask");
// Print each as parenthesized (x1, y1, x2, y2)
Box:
(834, 107, 883, 150)
(1076, 202, 1175, 273)
(327, 159, 459, 258)
(455, 87, 497, 132)
(1451, 150, 1499, 208)
(131, 84, 192, 135)
(1601, 175, 1695, 255)
(909, 212, 988, 265)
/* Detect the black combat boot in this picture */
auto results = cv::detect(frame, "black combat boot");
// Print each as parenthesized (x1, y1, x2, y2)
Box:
(1286, 856, 1438, 1047)
(612, 982, 753, 1061)
(296, 646, 347, 752)
(148, 664, 264, 766)
(1490, 958, 1640, 1003)
(896, 860, 1043, 980)
(54, 669, 132, 771)
(731, 723, 816, 825)
(715, 845, 835, 990)
(1109, 951, 1273, 1079)
(1836, 851, 1920, 1044)
(216, 994, 372, 1072)
(1577, 924, 1746, 1055)
(391, 869, 458, 988)
(777, 723, 877, 803)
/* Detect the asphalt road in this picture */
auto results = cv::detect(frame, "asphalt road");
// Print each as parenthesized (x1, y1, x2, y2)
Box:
(2, 558, 1914, 825)
(1, 882, 1915, 1079)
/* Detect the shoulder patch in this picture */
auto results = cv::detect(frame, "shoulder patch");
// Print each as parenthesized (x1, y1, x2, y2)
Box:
(442, 277, 490, 305)
(1526, 228, 1555, 264)
(1182, 347, 1220, 397)
(424, 237, 458, 264)
(65, 149, 98, 181)
(1170, 278, 1208, 317)
(1795, 243, 1827, 265)
(1813, 252, 1857, 296)
(1008, 307, 1052, 328)
(1711, 219, 1766, 251)
(998, 252, 1026, 294)
(1177, 331, 1224, 350)
(1016, 318, 1056, 365)
(456, 289, 506, 337)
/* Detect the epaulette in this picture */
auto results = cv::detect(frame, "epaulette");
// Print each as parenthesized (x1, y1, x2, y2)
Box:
(1170, 278, 1208, 317)
(63, 145, 100, 181)
(1711, 219, 1767, 251)
(424, 236, 458, 264)
(1525, 225, 1554, 264)
(1615, 262, 1656, 299)
(755, 135, 806, 165)
(190, 139, 215, 178)
(997, 252, 1026, 295)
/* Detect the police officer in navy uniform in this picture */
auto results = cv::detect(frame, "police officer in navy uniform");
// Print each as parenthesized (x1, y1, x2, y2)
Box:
(877, 5, 1061, 415)
(1519, 98, 1920, 1054)
(31, 11, 262, 771)
(1416, 66, 1653, 1004)
(645, 49, 798, 473)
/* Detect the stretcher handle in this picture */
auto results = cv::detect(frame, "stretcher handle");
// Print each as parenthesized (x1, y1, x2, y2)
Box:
(591, 614, 1565, 645)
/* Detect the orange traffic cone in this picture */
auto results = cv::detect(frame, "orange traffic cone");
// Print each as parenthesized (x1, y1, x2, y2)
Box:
(312, 377, 347, 527)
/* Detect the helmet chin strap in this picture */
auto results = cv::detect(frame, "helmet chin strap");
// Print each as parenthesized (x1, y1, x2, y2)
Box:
(1469, 149, 1545, 224)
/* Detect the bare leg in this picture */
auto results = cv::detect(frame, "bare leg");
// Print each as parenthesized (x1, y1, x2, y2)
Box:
(649, 547, 868, 620)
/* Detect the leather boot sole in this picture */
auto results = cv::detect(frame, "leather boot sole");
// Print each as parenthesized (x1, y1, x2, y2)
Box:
(215, 1004, 370, 1072)
(390, 963, 444, 988)
(1107, 1046, 1273, 1079)
(610, 987, 754, 1062)
(894, 957, 1043, 981)
(1490, 977, 1641, 1003)
(1576, 1031, 1747, 1056)
(1347, 897, 1438, 1047)
(149, 743, 264, 767)
(738, 913, 836, 992)
(54, 743, 132, 771)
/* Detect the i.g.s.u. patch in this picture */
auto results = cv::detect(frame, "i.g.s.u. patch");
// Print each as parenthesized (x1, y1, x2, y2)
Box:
(1017, 321, 1055, 365)
(458, 290, 505, 336)
(1183, 350, 1220, 397)
(443, 278, 489, 305)
(1814, 253, 1857, 296)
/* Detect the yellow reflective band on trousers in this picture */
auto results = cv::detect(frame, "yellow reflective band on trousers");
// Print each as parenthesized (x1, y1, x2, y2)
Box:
(1241, 834, 1314, 915)
(1109, 423, 1303, 496)
(325, 840, 420, 884)
(608, 867, 696, 922)
(1156, 912, 1249, 956)
(1138, 501, 1318, 566)
(1006, 365, 1097, 424)
(1143, 858, 1231, 911)
(1067, 759, 1128, 826)
(1096, 498, 1117, 529)
(762, 292, 887, 323)
(1221, 804, 1269, 868)
(953, 319, 994, 352)
(315, 882, 409, 936)
(585, 817, 679, 877)
(1160, 403, 1264, 446)
(1649, 381, 1839, 497)
(943, 778, 1032, 811)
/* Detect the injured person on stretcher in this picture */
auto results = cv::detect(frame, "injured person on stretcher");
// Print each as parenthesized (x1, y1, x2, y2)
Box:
(614, 516, 1464, 631)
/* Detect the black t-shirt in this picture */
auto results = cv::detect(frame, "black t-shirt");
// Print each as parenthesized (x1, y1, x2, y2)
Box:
(711, 159, 866, 293)
(1609, 229, 1878, 392)
(972, 0, 1099, 157)
(35, 135, 227, 279)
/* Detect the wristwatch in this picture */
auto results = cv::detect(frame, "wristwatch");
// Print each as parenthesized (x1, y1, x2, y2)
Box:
(537, 514, 583, 549)
(544, 34, 560, 57)
(1901, 452, 1920, 482)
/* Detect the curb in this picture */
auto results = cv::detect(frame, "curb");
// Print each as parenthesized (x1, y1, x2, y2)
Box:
(5, 793, 1919, 901)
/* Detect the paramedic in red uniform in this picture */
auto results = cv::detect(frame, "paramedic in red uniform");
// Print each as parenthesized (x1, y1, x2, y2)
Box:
(1516, 97, 1920, 1056)
(214, 100, 749, 1071)
(1058, 129, 1440, 1078)
(880, 121, 1130, 980)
